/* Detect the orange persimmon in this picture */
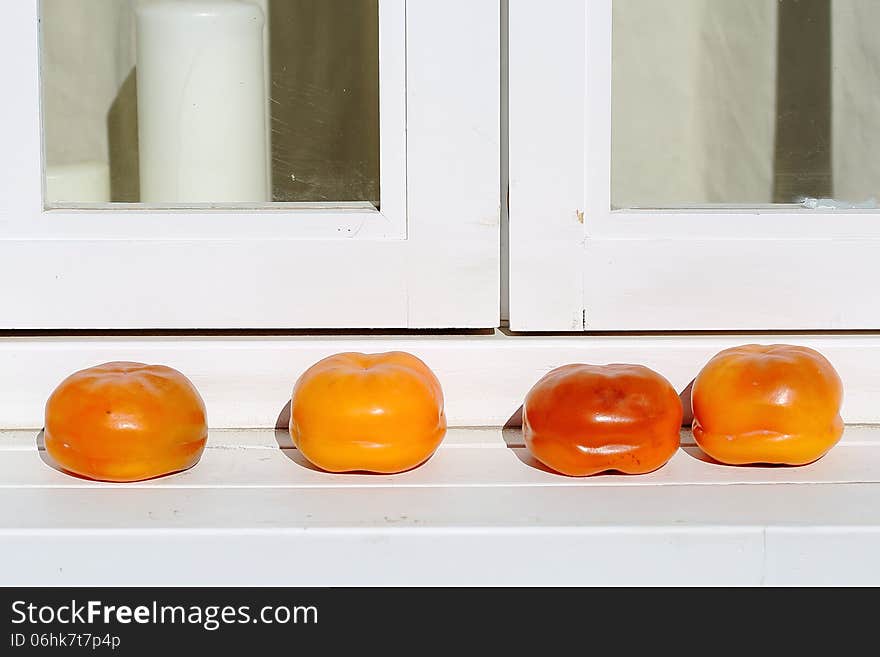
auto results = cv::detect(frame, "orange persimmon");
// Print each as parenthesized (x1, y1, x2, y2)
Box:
(692, 344, 843, 466)
(44, 362, 208, 482)
(290, 352, 447, 473)
(522, 364, 683, 477)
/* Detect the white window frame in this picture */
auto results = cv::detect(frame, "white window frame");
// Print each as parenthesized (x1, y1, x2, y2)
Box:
(0, 0, 500, 329)
(508, 0, 880, 331)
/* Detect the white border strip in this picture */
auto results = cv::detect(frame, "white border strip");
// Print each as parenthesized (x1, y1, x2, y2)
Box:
(1, 331, 877, 428)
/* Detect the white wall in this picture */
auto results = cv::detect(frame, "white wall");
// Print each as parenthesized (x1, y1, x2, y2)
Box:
(833, 0, 880, 204)
(41, 0, 136, 167)
(612, 0, 777, 208)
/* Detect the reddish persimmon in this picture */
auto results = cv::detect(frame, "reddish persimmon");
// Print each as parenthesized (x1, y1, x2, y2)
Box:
(290, 352, 447, 473)
(44, 362, 208, 482)
(692, 344, 844, 466)
(522, 364, 683, 476)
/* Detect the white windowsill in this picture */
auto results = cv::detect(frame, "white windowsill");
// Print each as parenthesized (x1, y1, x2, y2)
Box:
(3, 426, 880, 586)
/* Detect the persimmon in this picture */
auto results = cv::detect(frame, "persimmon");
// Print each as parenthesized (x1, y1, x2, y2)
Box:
(290, 352, 446, 473)
(44, 362, 208, 482)
(692, 344, 843, 466)
(522, 364, 683, 476)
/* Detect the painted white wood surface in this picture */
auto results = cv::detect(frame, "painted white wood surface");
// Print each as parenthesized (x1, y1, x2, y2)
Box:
(2, 427, 880, 586)
(0, 0, 499, 329)
(507, 0, 880, 331)
(2, 332, 879, 429)
(507, 0, 585, 331)
(3, 426, 880, 487)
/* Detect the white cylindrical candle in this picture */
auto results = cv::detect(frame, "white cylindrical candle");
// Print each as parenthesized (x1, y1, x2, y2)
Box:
(45, 162, 111, 204)
(136, 0, 269, 203)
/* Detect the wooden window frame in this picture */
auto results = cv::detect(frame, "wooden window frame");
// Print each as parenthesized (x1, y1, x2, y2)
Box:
(0, 0, 500, 329)
(508, 0, 880, 331)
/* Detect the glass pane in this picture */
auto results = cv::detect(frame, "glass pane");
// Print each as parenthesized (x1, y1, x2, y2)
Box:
(612, 0, 880, 209)
(40, 0, 380, 206)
